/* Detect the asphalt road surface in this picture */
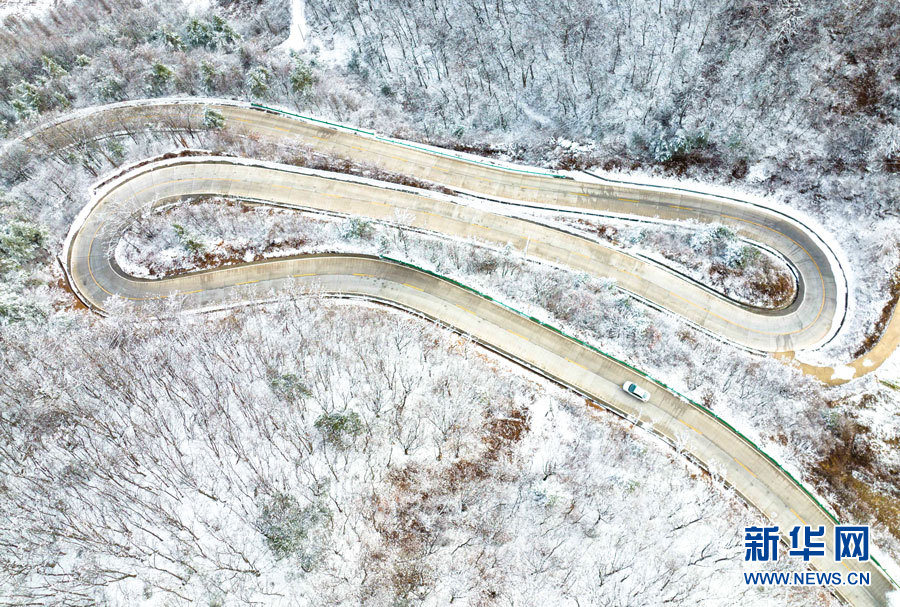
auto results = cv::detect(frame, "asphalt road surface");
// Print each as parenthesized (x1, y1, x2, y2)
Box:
(61, 154, 896, 607)
(27, 98, 849, 355)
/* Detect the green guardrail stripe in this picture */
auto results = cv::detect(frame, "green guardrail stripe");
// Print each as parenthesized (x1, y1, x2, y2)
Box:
(250, 103, 375, 136)
(377, 254, 900, 589)
(234, 105, 893, 588)
(249, 102, 569, 181)
(372, 135, 568, 180)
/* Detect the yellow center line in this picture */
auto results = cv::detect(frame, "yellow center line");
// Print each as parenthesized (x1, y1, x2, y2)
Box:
(293, 273, 316, 278)
(455, 304, 475, 315)
(565, 357, 588, 371)
(617, 265, 807, 338)
(790, 508, 808, 526)
(87, 222, 114, 297)
(130, 176, 196, 199)
(229, 116, 291, 133)
(83, 151, 829, 344)
(179, 289, 203, 295)
(235, 280, 258, 286)
(506, 328, 527, 340)
(733, 457, 757, 478)
(678, 419, 701, 434)
(85, 222, 164, 301)
(403, 283, 424, 291)
(668, 205, 692, 210)
(721, 213, 827, 335)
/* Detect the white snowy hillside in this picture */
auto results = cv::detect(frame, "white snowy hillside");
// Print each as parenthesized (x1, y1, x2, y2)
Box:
(1, 0, 899, 606)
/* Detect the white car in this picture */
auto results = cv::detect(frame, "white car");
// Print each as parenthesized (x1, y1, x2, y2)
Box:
(622, 381, 650, 402)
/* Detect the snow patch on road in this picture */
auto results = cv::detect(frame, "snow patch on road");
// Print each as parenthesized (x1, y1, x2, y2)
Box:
(876, 340, 900, 383)
(829, 365, 857, 381)
(887, 590, 900, 607)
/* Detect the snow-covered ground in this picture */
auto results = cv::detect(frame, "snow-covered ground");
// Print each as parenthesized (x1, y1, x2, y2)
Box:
(277, 0, 309, 52)
(3, 0, 899, 599)
(110, 196, 900, 573)
(878, 343, 900, 385)
(183, 0, 211, 13)
(0, 297, 839, 607)
(115, 196, 795, 310)
(115, 198, 333, 278)
(546, 214, 796, 309)
(0, 0, 56, 19)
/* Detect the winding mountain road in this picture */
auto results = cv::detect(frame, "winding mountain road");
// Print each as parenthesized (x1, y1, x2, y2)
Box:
(6, 96, 893, 603)
(28, 98, 900, 383)
(32, 99, 847, 350)
(60, 152, 898, 606)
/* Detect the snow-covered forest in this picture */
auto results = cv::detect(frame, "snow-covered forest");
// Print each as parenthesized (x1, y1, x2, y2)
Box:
(108, 190, 900, 566)
(1, 0, 897, 357)
(1, 299, 843, 606)
(118, 197, 796, 309)
(1, 0, 900, 605)
(534, 214, 797, 309)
